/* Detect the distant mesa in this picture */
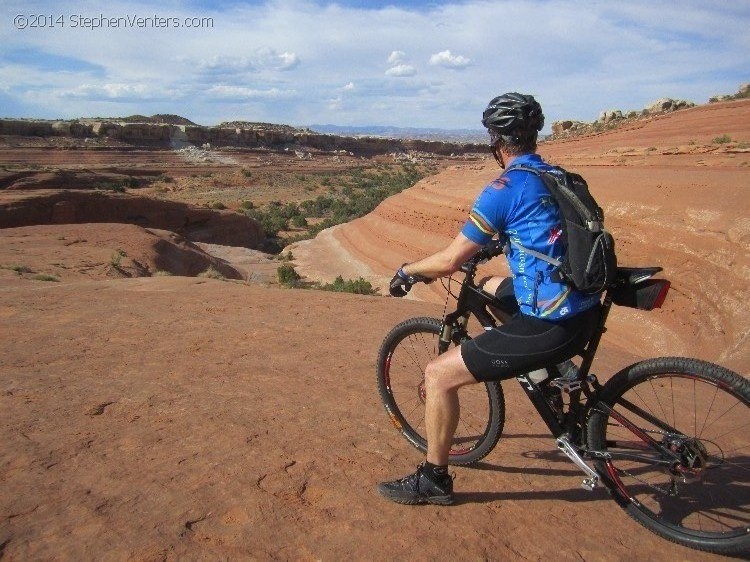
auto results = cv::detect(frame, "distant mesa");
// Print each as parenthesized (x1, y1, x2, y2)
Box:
(0, 115, 486, 158)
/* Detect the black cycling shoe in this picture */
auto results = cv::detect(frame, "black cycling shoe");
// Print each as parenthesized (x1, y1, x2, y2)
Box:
(377, 463, 454, 505)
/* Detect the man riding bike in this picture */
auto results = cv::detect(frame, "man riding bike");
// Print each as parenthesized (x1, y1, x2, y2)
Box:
(378, 92, 602, 505)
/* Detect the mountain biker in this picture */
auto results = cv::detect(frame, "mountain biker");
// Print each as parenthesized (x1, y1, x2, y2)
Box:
(378, 92, 602, 505)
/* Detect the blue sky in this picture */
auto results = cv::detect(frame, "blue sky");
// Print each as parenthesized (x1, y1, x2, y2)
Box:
(1, 0, 748, 132)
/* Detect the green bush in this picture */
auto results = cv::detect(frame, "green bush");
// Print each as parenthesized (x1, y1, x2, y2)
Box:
(713, 134, 732, 144)
(291, 215, 308, 228)
(277, 264, 301, 287)
(319, 275, 377, 295)
(120, 176, 138, 189)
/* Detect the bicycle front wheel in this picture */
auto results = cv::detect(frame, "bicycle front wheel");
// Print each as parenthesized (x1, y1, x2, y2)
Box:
(587, 357, 750, 555)
(376, 317, 505, 466)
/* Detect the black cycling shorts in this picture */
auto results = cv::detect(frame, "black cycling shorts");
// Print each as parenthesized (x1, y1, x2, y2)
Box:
(462, 278, 600, 382)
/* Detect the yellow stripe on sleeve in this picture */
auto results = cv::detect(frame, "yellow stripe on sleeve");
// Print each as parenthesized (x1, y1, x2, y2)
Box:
(469, 211, 496, 236)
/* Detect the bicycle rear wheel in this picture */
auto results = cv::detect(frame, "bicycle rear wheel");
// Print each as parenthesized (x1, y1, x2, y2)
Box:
(587, 357, 750, 555)
(376, 317, 504, 466)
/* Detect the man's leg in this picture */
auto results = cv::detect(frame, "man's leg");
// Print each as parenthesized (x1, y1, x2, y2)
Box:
(377, 345, 478, 505)
(478, 275, 515, 324)
(425, 345, 480, 466)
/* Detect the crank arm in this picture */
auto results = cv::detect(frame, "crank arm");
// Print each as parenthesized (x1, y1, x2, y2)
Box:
(557, 435, 599, 491)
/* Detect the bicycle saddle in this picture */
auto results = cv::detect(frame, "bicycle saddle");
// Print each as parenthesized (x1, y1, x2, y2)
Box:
(615, 266, 663, 285)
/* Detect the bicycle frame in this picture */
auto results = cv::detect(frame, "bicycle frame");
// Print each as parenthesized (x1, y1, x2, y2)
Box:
(437, 255, 609, 436)
(436, 253, 682, 488)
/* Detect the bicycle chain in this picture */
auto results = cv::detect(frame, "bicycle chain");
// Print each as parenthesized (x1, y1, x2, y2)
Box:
(615, 465, 676, 497)
(605, 421, 683, 497)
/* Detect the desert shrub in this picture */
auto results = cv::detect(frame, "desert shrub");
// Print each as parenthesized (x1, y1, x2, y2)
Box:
(210, 201, 227, 210)
(120, 176, 138, 189)
(277, 263, 301, 287)
(239, 200, 254, 210)
(110, 249, 127, 267)
(713, 134, 732, 144)
(291, 215, 308, 228)
(198, 266, 225, 280)
(8, 265, 33, 274)
(241, 168, 252, 177)
(32, 274, 59, 282)
(318, 275, 376, 295)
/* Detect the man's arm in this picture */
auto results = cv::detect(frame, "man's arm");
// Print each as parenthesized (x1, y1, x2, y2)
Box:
(401, 233, 483, 279)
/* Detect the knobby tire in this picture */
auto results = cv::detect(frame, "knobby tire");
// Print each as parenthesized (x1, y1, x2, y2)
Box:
(587, 357, 750, 556)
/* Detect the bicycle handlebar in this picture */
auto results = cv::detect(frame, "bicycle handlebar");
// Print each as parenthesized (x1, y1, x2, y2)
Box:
(461, 238, 506, 273)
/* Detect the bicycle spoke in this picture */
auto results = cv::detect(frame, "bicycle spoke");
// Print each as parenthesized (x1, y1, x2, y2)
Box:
(595, 368, 750, 540)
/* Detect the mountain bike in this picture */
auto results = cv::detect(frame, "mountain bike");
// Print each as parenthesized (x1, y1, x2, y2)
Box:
(376, 242, 749, 556)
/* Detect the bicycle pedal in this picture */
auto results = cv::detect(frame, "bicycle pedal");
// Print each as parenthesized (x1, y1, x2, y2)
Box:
(581, 477, 597, 491)
(551, 378, 582, 392)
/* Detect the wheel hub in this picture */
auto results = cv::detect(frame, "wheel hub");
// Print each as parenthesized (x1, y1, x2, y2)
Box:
(665, 436, 709, 484)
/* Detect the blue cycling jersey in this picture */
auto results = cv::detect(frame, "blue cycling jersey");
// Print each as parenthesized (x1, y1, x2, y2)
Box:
(461, 153, 601, 320)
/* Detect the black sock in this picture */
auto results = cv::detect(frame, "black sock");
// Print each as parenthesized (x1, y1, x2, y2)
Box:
(423, 461, 449, 481)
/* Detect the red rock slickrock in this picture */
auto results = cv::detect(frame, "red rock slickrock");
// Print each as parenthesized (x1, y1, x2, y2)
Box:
(1, 99, 748, 560)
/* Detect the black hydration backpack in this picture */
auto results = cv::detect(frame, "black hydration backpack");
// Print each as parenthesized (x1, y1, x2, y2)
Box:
(507, 164, 617, 294)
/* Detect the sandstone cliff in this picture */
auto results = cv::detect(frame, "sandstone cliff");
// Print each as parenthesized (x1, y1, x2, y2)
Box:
(0, 118, 485, 157)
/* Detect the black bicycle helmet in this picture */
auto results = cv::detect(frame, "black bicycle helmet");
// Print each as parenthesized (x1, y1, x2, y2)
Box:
(482, 92, 544, 137)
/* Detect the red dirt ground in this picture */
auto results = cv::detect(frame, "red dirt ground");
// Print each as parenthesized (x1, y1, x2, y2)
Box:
(1, 100, 748, 561)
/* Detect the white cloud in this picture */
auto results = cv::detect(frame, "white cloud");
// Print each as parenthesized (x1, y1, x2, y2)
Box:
(385, 64, 416, 77)
(387, 51, 406, 65)
(59, 83, 158, 100)
(429, 50, 470, 69)
(205, 85, 296, 100)
(0, 0, 747, 128)
(385, 50, 416, 77)
(196, 49, 299, 75)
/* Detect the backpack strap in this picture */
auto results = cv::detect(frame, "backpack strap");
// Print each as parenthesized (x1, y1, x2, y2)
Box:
(504, 163, 565, 279)
(508, 239, 562, 267)
(507, 164, 602, 232)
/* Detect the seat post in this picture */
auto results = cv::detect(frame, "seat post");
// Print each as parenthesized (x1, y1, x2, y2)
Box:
(578, 294, 612, 378)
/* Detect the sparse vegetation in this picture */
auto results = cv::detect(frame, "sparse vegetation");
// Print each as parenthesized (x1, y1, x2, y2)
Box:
(32, 274, 59, 282)
(713, 134, 733, 144)
(243, 162, 428, 249)
(277, 263, 301, 287)
(209, 201, 227, 210)
(198, 266, 225, 280)
(8, 265, 33, 274)
(318, 275, 377, 295)
(110, 249, 127, 268)
(276, 265, 377, 295)
(151, 269, 173, 277)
